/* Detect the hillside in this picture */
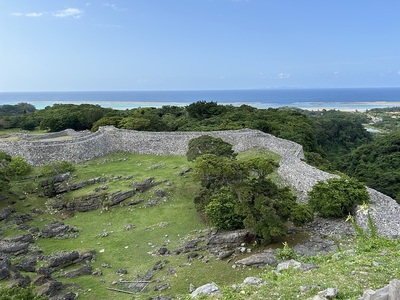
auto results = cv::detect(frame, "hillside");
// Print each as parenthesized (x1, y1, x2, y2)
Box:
(0, 130, 400, 299)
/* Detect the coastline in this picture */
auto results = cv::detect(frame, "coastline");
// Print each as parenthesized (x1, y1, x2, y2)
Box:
(2, 100, 400, 112)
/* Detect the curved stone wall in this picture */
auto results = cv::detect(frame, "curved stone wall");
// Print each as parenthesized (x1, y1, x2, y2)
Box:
(0, 126, 399, 238)
(0, 127, 304, 166)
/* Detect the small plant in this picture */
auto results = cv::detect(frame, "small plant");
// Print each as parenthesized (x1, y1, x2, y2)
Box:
(276, 242, 297, 260)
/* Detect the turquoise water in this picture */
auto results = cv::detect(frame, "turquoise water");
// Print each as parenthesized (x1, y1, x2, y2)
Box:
(1, 88, 400, 110)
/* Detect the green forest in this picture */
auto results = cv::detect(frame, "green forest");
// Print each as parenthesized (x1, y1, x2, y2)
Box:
(1, 102, 399, 203)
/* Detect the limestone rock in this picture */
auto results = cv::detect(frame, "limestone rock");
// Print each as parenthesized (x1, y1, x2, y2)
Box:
(207, 229, 254, 248)
(0, 256, 11, 280)
(41, 221, 78, 238)
(59, 265, 93, 278)
(0, 206, 15, 221)
(0, 234, 33, 255)
(235, 249, 277, 267)
(191, 282, 221, 298)
(276, 259, 302, 272)
(242, 277, 265, 286)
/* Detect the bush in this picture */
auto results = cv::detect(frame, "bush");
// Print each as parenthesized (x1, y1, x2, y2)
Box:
(187, 135, 236, 162)
(7, 156, 32, 178)
(0, 285, 47, 300)
(308, 176, 369, 218)
(291, 203, 314, 227)
(40, 161, 75, 177)
(204, 187, 244, 230)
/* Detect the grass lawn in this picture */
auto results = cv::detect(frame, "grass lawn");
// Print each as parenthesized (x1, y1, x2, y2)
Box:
(1, 150, 399, 299)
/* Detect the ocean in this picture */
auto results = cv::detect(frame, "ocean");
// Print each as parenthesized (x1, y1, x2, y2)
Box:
(1, 88, 400, 111)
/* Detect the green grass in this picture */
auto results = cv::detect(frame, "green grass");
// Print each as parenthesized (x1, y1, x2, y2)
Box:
(1, 150, 399, 300)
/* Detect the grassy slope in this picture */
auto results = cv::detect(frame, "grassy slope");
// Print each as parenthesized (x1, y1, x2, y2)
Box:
(1, 150, 399, 300)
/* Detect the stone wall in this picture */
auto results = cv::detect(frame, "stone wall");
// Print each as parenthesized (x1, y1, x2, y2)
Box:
(0, 126, 399, 238)
(0, 126, 304, 166)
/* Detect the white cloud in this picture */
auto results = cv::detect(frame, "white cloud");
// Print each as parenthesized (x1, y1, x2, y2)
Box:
(26, 12, 43, 17)
(11, 12, 44, 17)
(277, 72, 290, 79)
(53, 8, 84, 19)
(103, 3, 126, 11)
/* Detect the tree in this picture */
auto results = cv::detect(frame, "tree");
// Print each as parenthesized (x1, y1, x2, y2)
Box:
(204, 187, 244, 230)
(186, 101, 225, 120)
(0, 151, 12, 192)
(7, 156, 31, 179)
(339, 131, 400, 202)
(308, 176, 369, 218)
(192, 151, 311, 244)
(187, 135, 236, 161)
(192, 154, 247, 189)
(91, 116, 122, 131)
(235, 179, 298, 244)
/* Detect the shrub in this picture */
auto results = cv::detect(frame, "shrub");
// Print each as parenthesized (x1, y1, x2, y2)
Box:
(40, 161, 76, 177)
(308, 176, 369, 218)
(0, 285, 47, 300)
(7, 156, 32, 178)
(204, 187, 244, 230)
(187, 135, 236, 162)
(291, 203, 314, 227)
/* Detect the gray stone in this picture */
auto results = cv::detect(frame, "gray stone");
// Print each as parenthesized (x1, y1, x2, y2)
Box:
(235, 249, 277, 267)
(60, 265, 93, 278)
(41, 221, 78, 238)
(45, 251, 80, 268)
(0, 206, 15, 221)
(38, 280, 63, 297)
(191, 282, 221, 298)
(0, 234, 33, 255)
(242, 277, 264, 286)
(318, 287, 338, 299)
(276, 259, 302, 272)
(0, 256, 11, 280)
(208, 229, 254, 248)
(389, 279, 400, 300)
(15, 256, 37, 272)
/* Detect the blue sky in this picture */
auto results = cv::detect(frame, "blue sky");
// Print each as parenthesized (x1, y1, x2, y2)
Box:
(1, 0, 400, 92)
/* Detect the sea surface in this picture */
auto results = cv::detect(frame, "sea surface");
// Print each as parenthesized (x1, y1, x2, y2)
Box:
(1, 88, 400, 111)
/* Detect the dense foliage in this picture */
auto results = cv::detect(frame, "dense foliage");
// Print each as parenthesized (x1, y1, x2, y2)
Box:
(0, 151, 32, 193)
(186, 135, 236, 161)
(191, 139, 313, 243)
(339, 131, 400, 202)
(0, 285, 47, 300)
(308, 176, 370, 218)
(1, 101, 399, 203)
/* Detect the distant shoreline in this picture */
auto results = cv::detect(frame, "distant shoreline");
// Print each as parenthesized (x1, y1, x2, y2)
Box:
(3, 100, 399, 112)
(1, 88, 400, 111)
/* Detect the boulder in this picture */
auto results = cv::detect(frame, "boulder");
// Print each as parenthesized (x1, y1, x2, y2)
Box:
(59, 265, 92, 278)
(10, 273, 31, 288)
(294, 235, 336, 257)
(15, 256, 37, 272)
(45, 251, 80, 268)
(276, 259, 302, 272)
(207, 229, 254, 248)
(0, 256, 11, 280)
(191, 282, 221, 298)
(242, 277, 265, 286)
(40, 172, 71, 188)
(0, 234, 33, 255)
(0, 206, 15, 221)
(41, 221, 78, 238)
(38, 280, 63, 297)
(235, 249, 277, 267)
